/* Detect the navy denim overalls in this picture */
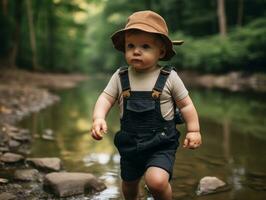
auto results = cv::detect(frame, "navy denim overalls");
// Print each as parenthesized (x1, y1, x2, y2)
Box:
(114, 66, 180, 160)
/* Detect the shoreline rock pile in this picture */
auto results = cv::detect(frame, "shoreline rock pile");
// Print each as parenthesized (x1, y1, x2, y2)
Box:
(0, 126, 106, 198)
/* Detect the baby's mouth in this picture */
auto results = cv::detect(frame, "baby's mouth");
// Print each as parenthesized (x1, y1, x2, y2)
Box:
(131, 59, 142, 63)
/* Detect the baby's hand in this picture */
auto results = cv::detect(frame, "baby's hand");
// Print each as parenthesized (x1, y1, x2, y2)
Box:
(183, 132, 202, 149)
(91, 118, 107, 140)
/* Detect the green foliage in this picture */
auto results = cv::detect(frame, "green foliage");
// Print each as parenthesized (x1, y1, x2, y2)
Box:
(0, 0, 265, 73)
(229, 18, 266, 71)
(170, 18, 266, 73)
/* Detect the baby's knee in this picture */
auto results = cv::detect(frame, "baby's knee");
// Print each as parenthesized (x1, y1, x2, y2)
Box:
(145, 173, 169, 193)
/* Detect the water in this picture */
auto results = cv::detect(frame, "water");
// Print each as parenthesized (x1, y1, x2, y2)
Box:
(20, 77, 266, 200)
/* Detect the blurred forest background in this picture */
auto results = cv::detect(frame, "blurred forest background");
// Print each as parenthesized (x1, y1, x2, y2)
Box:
(0, 0, 265, 74)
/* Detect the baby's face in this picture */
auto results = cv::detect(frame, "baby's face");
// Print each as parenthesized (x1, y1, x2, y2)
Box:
(125, 31, 165, 72)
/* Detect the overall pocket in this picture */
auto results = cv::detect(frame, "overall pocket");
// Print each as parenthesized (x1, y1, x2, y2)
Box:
(126, 99, 155, 112)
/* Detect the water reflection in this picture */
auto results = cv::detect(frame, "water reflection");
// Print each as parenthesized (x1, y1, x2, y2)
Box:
(83, 153, 111, 166)
(20, 78, 266, 199)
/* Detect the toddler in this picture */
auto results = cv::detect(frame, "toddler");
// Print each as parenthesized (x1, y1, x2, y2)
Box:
(91, 10, 202, 200)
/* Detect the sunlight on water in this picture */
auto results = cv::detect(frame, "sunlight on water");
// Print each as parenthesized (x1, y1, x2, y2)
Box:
(83, 153, 111, 166)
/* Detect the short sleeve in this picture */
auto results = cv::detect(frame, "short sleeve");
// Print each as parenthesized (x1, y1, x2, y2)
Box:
(103, 69, 120, 99)
(168, 70, 189, 101)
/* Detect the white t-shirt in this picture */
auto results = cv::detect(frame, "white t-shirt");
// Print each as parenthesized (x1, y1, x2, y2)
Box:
(104, 66, 188, 120)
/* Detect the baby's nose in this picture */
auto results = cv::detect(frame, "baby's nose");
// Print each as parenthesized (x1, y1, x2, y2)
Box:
(133, 47, 141, 55)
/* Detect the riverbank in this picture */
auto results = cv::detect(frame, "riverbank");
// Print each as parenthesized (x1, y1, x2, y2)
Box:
(179, 71, 266, 92)
(0, 69, 88, 125)
(0, 69, 109, 199)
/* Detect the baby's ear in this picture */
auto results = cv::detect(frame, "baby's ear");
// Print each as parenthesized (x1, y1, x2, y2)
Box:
(159, 48, 166, 59)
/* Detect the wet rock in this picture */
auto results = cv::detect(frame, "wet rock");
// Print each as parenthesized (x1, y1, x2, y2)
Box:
(41, 129, 55, 141)
(44, 129, 53, 135)
(1, 124, 17, 133)
(0, 178, 9, 184)
(8, 140, 21, 148)
(196, 176, 227, 195)
(44, 172, 106, 197)
(41, 134, 54, 141)
(0, 192, 16, 200)
(26, 157, 62, 171)
(0, 127, 9, 147)
(8, 127, 31, 142)
(10, 132, 31, 142)
(0, 152, 24, 163)
(14, 169, 40, 181)
(0, 124, 31, 154)
(0, 146, 9, 153)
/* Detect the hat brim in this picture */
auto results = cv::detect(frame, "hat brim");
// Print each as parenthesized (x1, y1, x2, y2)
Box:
(111, 26, 183, 61)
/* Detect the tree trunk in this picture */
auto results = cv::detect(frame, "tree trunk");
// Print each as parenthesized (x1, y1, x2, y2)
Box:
(25, 0, 38, 70)
(9, 0, 23, 68)
(47, 0, 55, 70)
(217, 0, 227, 37)
(1, 0, 8, 15)
(237, 0, 244, 26)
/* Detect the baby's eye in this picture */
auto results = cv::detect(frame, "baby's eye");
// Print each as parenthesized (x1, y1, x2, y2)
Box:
(142, 44, 150, 49)
(127, 43, 134, 49)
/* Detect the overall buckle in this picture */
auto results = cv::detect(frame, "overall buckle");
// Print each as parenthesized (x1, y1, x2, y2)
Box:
(122, 89, 130, 98)
(152, 89, 161, 99)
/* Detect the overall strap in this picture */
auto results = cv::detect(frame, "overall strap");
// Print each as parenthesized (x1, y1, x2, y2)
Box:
(152, 66, 174, 99)
(119, 66, 131, 98)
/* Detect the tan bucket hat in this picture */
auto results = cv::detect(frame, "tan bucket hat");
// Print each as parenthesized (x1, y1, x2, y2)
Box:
(111, 10, 183, 61)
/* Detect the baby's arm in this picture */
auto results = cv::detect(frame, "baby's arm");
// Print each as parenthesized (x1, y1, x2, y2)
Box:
(91, 92, 116, 140)
(176, 95, 202, 149)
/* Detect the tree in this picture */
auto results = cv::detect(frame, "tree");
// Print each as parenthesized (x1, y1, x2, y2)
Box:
(9, 0, 23, 68)
(1, 0, 7, 15)
(237, 0, 244, 26)
(217, 0, 227, 37)
(25, 0, 38, 70)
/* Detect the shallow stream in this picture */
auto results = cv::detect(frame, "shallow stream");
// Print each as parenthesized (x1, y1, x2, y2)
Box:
(20, 77, 266, 200)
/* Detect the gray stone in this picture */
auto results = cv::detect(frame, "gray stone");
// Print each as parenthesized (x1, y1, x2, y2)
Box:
(41, 129, 55, 140)
(0, 126, 9, 145)
(0, 152, 24, 163)
(0, 178, 9, 184)
(44, 172, 106, 197)
(196, 176, 226, 195)
(0, 192, 16, 200)
(8, 140, 21, 148)
(11, 133, 31, 142)
(0, 147, 9, 153)
(14, 169, 40, 181)
(41, 134, 54, 141)
(26, 157, 61, 171)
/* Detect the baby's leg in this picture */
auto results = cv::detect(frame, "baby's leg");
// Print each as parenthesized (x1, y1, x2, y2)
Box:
(144, 166, 172, 200)
(122, 178, 141, 200)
